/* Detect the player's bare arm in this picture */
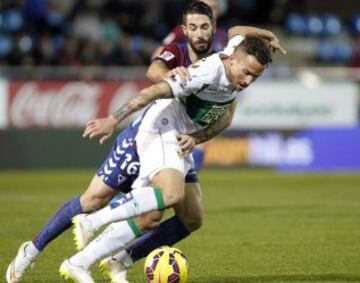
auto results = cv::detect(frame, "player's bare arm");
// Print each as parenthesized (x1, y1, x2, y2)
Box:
(177, 100, 237, 154)
(83, 82, 174, 144)
(146, 61, 171, 83)
(147, 60, 191, 85)
(228, 26, 287, 54)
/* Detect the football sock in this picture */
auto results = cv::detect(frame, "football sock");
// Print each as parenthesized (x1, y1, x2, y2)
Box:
(114, 216, 190, 264)
(33, 196, 82, 251)
(70, 219, 142, 267)
(86, 186, 165, 231)
(193, 148, 205, 172)
(111, 250, 133, 268)
(24, 241, 40, 258)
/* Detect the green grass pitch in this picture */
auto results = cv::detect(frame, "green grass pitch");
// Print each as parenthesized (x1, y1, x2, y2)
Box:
(1, 169, 360, 283)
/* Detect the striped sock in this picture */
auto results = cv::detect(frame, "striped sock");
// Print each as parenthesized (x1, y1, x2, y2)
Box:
(70, 220, 142, 267)
(86, 186, 165, 231)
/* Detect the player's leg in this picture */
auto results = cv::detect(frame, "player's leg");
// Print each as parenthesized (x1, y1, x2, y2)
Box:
(76, 168, 184, 234)
(173, 181, 203, 232)
(6, 124, 139, 283)
(114, 171, 200, 262)
(6, 174, 116, 283)
(73, 130, 188, 243)
(60, 220, 141, 282)
(99, 181, 203, 283)
(60, 210, 165, 282)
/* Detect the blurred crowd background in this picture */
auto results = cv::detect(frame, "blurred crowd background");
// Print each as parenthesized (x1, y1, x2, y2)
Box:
(0, 0, 360, 68)
(1, 0, 359, 172)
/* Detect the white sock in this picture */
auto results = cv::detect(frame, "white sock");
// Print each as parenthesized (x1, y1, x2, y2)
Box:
(70, 220, 142, 267)
(26, 242, 40, 259)
(112, 250, 133, 268)
(87, 186, 165, 231)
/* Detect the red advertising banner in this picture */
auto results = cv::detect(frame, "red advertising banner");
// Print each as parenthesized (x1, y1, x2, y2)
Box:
(8, 81, 151, 128)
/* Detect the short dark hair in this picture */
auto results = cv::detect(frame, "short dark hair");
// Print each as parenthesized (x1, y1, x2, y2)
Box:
(236, 36, 272, 66)
(182, 1, 214, 24)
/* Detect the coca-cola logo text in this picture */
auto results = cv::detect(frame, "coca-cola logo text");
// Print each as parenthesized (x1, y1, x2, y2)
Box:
(10, 82, 101, 128)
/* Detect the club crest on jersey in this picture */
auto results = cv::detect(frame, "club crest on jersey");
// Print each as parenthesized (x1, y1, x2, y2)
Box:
(161, 118, 169, 125)
(160, 51, 175, 61)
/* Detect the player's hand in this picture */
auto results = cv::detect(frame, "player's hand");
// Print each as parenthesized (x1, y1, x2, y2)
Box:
(260, 32, 286, 55)
(166, 67, 191, 86)
(176, 134, 196, 156)
(83, 115, 118, 145)
(267, 34, 286, 55)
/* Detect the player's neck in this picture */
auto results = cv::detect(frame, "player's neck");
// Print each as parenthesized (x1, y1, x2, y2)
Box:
(221, 56, 231, 81)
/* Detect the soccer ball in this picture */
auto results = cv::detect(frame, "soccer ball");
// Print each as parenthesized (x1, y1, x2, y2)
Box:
(144, 246, 188, 283)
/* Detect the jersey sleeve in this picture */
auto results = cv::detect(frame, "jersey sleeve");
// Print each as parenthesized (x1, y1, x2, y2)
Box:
(165, 57, 217, 98)
(221, 35, 244, 56)
(162, 26, 185, 45)
(152, 45, 179, 69)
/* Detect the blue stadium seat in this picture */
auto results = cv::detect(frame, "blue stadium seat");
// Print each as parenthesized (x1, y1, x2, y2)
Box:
(47, 10, 63, 27)
(322, 14, 341, 36)
(1, 9, 23, 33)
(317, 40, 352, 63)
(0, 35, 13, 56)
(304, 14, 323, 37)
(286, 13, 343, 37)
(351, 14, 360, 34)
(333, 42, 352, 62)
(317, 40, 334, 61)
(285, 13, 306, 36)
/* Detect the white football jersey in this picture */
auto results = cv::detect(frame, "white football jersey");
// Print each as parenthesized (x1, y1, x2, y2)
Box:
(133, 35, 245, 134)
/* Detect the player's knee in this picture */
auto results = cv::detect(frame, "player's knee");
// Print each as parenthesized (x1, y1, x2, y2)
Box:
(162, 188, 185, 207)
(152, 168, 185, 207)
(161, 182, 185, 207)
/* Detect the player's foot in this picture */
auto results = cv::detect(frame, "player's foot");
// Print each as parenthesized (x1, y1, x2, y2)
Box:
(6, 241, 36, 283)
(72, 214, 95, 251)
(59, 259, 95, 283)
(99, 257, 130, 283)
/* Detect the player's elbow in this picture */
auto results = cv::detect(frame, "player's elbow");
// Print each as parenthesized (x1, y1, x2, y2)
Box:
(146, 68, 162, 83)
(146, 69, 155, 81)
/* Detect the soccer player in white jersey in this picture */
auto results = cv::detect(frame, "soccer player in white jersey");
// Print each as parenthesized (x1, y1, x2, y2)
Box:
(59, 35, 273, 282)
(96, 4, 285, 282)
(5, 16, 284, 283)
(6, 6, 285, 283)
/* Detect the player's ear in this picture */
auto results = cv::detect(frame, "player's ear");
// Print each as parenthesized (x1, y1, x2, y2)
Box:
(229, 53, 236, 65)
(212, 22, 217, 34)
(182, 24, 187, 36)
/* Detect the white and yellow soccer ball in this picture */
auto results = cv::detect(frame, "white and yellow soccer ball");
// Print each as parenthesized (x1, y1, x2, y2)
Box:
(144, 246, 188, 283)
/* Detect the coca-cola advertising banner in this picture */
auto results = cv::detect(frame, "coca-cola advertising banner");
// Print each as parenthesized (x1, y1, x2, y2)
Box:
(7, 81, 151, 128)
(0, 80, 8, 129)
